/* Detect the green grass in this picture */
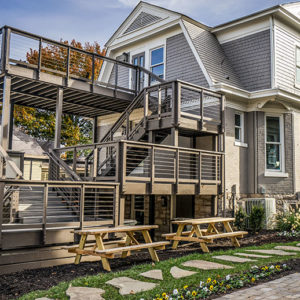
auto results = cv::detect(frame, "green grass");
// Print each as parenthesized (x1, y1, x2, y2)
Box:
(18, 241, 300, 300)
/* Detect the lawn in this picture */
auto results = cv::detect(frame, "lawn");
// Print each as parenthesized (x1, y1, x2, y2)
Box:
(18, 241, 300, 300)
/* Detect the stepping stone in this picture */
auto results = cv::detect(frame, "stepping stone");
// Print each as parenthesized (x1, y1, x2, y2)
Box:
(212, 255, 255, 263)
(140, 269, 163, 280)
(66, 286, 105, 300)
(246, 249, 297, 256)
(275, 246, 300, 252)
(235, 253, 272, 258)
(297, 243, 300, 247)
(106, 277, 156, 295)
(170, 266, 197, 279)
(36, 298, 53, 300)
(182, 260, 233, 270)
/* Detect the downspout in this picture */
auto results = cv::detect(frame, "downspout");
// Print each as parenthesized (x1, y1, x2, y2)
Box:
(254, 112, 258, 194)
(270, 16, 275, 89)
(292, 112, 296, 195)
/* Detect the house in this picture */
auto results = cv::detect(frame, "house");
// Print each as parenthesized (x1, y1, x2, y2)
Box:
(1, 1, 300, 272)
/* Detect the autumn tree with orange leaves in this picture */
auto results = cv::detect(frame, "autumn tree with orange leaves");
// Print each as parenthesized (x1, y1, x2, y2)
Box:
(13, 40, 106, 147)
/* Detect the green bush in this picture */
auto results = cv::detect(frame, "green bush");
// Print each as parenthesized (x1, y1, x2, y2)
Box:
(276, 209, 300, 232)
(249, 205, 265, 233)
(234, 207, 248, 230)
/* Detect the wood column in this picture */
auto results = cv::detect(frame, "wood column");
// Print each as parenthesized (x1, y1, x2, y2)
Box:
(93, 116, 98, 143)
(8, 101, 14, 150)
(54, 87, 63, 148)
(1, 76, 12, 151)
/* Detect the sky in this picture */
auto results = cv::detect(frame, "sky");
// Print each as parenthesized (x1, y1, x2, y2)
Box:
(0, 0, 297, 48)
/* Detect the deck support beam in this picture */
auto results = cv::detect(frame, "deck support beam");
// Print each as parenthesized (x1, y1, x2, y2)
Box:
(1, 76, 12, 151)
(54, 87, 63, 148)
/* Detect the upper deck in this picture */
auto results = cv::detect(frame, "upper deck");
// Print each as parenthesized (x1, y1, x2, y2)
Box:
(0, 26, 162, 117)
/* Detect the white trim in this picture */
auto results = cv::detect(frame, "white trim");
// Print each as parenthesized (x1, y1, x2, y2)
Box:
(270, 16, 276, 89)
(179, 19, 213, 87)
(264, 172, 289, 178)
(149, 45, 165, 81)
(265, 113, 285, 173)
(234, 141, 248, 148)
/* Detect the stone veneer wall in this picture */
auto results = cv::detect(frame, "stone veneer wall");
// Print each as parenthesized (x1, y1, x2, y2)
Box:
(194, 196, 213, 218)
(153, 196, 171, 241)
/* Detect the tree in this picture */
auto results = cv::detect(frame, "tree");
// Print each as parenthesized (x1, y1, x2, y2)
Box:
(12, 39, 106, 147)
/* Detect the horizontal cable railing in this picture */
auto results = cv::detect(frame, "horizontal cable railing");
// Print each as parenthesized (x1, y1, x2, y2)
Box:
(0, 180, 119, 233)
(0, 26, 164, 95)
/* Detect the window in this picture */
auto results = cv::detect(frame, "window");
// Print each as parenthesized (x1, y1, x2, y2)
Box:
(296, 47, 300, 84)
(150, 47, 164, 80)
(235, 112, 244, 142)
(265, 115, 283, 172)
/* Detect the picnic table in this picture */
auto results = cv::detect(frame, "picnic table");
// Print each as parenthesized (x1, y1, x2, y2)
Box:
(65, 225, 169, 271)
(163, 217, 247, 253)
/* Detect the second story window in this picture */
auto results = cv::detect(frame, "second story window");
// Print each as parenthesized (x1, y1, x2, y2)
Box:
(296, 47, 300, 85)
(235, 112, 244, 142)
(150, 47, 164, 81)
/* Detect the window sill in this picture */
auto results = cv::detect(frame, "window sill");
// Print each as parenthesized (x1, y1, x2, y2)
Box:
(264, 172, 289, 178)
(234, 141, 248, 148)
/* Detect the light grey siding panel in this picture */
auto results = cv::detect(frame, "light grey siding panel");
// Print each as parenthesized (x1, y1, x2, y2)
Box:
(108, 56, 130, 89)
(257, 112, 293, 194)
(183, 20, 243, 89)
(275, 24, 300, 95)
(166, 33, 208, 87)
(221, 30, 271, 91)
(124, 12, 162, 34)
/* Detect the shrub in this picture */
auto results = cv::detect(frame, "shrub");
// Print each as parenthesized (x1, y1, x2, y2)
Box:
(234, 207, 248, 230)
(249, 205, 265, 233)
(276, 209, 300, 232)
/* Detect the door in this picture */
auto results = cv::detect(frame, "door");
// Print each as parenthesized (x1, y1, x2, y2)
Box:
(132, 52, 145, 91)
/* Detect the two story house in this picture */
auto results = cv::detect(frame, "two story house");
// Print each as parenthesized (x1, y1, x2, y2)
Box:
(98, 1, 300, 226)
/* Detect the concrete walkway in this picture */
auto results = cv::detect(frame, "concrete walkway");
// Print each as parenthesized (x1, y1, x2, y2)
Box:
(216, 273, 300, 299)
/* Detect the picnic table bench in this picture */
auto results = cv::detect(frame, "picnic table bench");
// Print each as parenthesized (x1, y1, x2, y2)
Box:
(66, 225, 169, 271)
(163, 217, 247, 253)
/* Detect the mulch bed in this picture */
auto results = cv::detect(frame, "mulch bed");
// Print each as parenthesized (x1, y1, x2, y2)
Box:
(0, 230, 299, 300)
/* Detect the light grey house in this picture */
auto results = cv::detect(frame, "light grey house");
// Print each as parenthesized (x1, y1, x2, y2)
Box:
(97, 1, 300, 223)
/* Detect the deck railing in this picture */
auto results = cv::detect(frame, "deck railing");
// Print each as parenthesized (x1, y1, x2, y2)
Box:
(53, 140, 224, 192)
(0, 179, 120, 248)
(0, 26, 164, 94)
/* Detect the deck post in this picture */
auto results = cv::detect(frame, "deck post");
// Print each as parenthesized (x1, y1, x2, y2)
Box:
(1, 27, 11, 72)
(93, 117, 98, 143)
(54, 87, 63, 148)
(1, 76, 12, 151)
(0, 182, 4, 249)
(42, 183, 49, 245)
(8, 101, 14, 150)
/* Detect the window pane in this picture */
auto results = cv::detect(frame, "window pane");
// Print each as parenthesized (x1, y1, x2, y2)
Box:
(297, 67, 300, 83)
(151, 64, 164, 78)
(151, 48, 164, 65)
(133, 57, 138, 65)
(235, 114, 241, 127)
(266, 116, 280, 142)
(235, 128, 241, 141)
(297, 48, 300, 65)
(266, 144, 280, 170)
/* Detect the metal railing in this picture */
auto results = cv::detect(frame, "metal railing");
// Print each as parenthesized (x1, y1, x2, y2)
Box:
(0, 179, 120, 247)
(53, 140, 224, 191)
(0, 26, 164, 94)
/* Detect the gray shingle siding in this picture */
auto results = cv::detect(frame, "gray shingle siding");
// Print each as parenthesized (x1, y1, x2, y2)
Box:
(221, 30, 271, 91)
(124, 12, 162, 34)
(183, 20, 243, 89)
(166, 33, 208, 87)
(108, 56, 130, 89)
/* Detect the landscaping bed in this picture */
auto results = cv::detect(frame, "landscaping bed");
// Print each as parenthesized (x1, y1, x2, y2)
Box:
(1, 236, 300, 300)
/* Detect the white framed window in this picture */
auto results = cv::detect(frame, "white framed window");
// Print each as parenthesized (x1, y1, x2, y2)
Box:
(265, 114, 285, 173)
(296, 47, 300, 85)
(150, 46, 164, 81)
(235, 112, 244, 142)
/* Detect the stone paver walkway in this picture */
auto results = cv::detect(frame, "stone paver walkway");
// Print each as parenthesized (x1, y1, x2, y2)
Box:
(140, 269, 163, 280)
(106, 277, 157, 295)
(182, 260, 233, 270)
(66, 286, 105, 300)
(275, 245, 300, 252)
(246, 249, 297, 256)
(170, 266, 197, 279)
(215, 272, 300, 299)
(212, 255, 255, 263)
(235, 253, 272, 258)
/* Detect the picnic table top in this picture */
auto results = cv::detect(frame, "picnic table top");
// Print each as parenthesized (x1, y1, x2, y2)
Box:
(172, 217, 235, 225)
(73, 225, 158, 235)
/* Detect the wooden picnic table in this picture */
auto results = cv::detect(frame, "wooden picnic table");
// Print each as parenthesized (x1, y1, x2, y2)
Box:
(65, 225, 169, 272)
(163, 217, 247, 253)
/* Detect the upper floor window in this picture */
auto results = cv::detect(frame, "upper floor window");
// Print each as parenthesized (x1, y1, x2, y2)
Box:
(296, 47, 300, 84)
(235, 112, 244, 142)
(150, 47, 164, 80)
(265, 115, 283, 172)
